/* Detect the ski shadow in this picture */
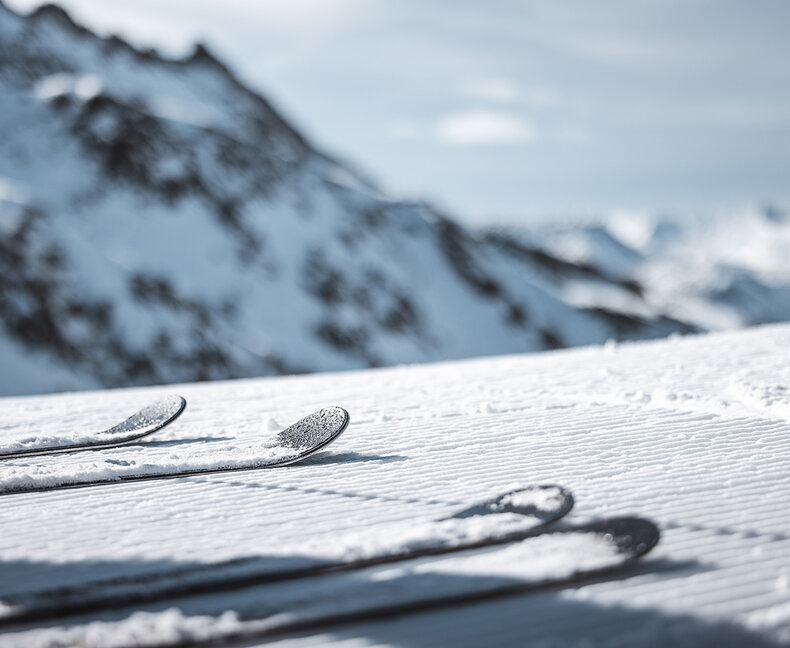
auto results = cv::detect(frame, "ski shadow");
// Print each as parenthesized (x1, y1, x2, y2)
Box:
(223, 557, 781, 648)
(306, 571, 781, 648)
(193, 477, 459, 508)
(134, 436, 234, 448)
(295, 450, 408, 466)
(0, 552, 780, 647)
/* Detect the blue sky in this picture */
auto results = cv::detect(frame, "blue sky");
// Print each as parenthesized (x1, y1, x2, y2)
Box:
(8, 0, 790, 225)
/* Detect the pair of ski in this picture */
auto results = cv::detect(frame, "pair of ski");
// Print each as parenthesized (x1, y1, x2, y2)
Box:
(2, 485, 659, 647)
(0, 396, 351, 494)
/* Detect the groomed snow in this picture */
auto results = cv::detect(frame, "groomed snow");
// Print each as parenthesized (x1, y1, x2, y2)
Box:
(1, 324, 790, 646)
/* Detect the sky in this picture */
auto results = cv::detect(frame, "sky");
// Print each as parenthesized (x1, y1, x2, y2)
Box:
(6, 0, 790, 225)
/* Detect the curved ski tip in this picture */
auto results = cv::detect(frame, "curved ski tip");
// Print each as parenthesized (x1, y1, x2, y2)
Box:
(315, 405, 350, 439)
(138, 394, 187, 425)
(276, 406, 350, 452)
(586, 516, 660, 558)
(452, 484, 574, 521)
(162, 394, 187, 416)
(108, 394, 187, 438)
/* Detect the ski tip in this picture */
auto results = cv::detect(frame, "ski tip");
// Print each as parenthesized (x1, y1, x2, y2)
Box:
(276, 406, 350, 454)
(159, 394, 187, 418)
(322, 405, 350, 441)
(584, 516, 660, 558)
(317, 406, 350, 439)
(452, 484, 574, 522)
(100, 394, 187, 441)
(127, 394, 187, 431)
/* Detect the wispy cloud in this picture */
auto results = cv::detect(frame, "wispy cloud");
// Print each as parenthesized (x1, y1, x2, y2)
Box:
(387, 110, 538, 146)
(434, 110, 535, 146)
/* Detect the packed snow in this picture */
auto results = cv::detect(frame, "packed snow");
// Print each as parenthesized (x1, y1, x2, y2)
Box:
(0, 324, 789, 646)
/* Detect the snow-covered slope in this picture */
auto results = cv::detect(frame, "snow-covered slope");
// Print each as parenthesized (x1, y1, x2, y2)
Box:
(0, 1, 704, 397)
(518, 206, 790, 332)
(1, 324, 789, 646)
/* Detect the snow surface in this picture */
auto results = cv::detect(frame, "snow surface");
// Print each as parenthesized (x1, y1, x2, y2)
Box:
(1, 324, 789, 646)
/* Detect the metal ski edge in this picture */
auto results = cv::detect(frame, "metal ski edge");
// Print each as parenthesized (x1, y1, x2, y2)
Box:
(0, 486, 574, 626)
(0, 395, 187, 459)
(0, 406, 349, 496)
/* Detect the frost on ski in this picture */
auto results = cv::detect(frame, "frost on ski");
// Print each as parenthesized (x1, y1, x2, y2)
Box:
(275, 406, 349, 452)
(495, 485, 567, 514)
(94, 395, 185, 442)
(296, 507, 548, 563)
(451, 484, 572, 519)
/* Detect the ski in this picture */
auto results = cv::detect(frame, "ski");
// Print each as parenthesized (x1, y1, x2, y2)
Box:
(0, 406, 350, 496)
(0, 485, 573, 624)
(210, 517, 660, 648)
(1, 516, 659, 648)
(0, 395, 186, 459)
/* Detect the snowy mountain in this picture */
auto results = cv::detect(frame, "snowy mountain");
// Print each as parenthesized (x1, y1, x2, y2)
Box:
(0, 2, 787, 397)
(500, 205, 790, 333)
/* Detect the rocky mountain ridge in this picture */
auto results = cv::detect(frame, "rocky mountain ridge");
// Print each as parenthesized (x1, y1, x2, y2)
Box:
(0, 2, 785, 396)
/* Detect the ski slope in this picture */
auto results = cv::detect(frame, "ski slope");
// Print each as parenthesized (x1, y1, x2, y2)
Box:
(1, 324, 789, 646)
